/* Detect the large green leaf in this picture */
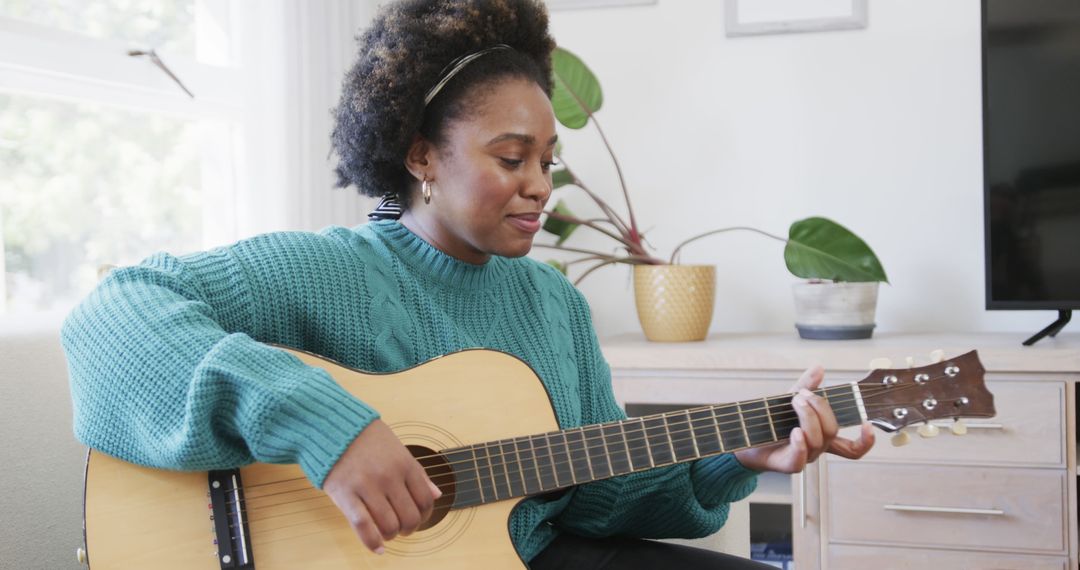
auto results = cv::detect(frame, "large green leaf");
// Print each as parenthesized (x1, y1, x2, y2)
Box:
(552, 168, 573, 189)
(784, 217, 889, 283)
(551, 47, 603, 129)
(542, 199, 580, 245)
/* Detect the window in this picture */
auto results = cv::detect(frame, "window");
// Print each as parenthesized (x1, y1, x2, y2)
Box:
(0, 0, 242, 315)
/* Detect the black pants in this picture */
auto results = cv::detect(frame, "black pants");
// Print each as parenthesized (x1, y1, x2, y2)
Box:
(529, 532, 777, 570)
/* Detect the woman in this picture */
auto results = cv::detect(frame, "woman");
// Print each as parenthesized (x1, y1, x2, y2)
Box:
(62, 0, 873, 567)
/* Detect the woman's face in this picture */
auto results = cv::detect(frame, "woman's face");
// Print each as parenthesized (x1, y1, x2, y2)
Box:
(403, 78, 557, 265)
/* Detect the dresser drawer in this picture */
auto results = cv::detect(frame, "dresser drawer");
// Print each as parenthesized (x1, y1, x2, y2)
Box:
(826, 462, 1067, 553)
(849, 380, 1065, 467)
(828, 544, 1068, 570)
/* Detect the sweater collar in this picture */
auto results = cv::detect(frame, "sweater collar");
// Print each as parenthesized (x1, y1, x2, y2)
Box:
(368, 220, 510, 290)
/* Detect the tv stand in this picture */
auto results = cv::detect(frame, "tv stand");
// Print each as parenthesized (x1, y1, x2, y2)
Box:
(1024, 309, 1073, 346)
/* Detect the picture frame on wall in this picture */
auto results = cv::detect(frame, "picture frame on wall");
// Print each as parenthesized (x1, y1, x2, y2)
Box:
(725, 0, 868, 37)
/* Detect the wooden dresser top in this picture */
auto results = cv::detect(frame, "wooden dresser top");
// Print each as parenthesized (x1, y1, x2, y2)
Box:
(600, 332, 1080, 374)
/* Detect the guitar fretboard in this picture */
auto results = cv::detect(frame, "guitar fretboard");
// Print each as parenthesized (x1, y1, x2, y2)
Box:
(441, 383, 866, 508)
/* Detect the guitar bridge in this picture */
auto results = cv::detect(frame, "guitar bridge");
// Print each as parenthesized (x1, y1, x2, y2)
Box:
(208, 469, 255, 569)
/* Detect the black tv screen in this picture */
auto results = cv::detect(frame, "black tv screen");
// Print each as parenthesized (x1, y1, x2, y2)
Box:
(983, 0, 1080, 310)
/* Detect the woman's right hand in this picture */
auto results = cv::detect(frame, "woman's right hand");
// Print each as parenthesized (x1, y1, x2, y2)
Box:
(323, 419, 442, 554)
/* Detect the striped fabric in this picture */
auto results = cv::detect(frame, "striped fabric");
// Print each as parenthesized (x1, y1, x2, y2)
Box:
(368, 194, 404, 221)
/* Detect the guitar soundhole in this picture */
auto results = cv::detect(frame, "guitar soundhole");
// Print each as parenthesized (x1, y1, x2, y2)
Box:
(409, 445, 455, 531)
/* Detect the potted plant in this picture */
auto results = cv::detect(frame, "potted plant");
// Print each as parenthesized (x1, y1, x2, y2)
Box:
(540, 47, 888, 341)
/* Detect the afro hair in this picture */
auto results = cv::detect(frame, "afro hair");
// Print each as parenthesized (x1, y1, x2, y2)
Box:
(331, 0, 556, 206)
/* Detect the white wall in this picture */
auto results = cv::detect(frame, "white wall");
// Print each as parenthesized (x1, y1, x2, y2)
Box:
(541, 0, 1058, 338)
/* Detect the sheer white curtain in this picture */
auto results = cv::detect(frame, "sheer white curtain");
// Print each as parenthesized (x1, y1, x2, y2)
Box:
(237, 0, 379, 236)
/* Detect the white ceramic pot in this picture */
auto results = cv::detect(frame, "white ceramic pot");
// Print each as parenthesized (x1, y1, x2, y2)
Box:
(792, 281, 879, 340)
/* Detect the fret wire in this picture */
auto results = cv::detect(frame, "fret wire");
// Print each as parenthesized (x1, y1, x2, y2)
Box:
(580, 427, 596, 481)
(735, 402, 752, 445)
(688, 408, 720, 456)
(597, 425, 614, 476)
(762, 397, 778, 441)
(559, 431, 580, 485)
(479, 444, 498, 501)
(585, 425, 609, 479)
(526, 435, 543, 493)
(599, 422, 629, 475)
(498, 440, 513, 497)
(710, 406, 727, 453)
(544, 432, 561, 489)
(470, 446, 486, 503)
(663, 417, 677, 461)
(530, 434, 551, 492)
(685, 409, 701, 458)
(486, 442, 505, 501)
(561, 431, 578, 485)
(642, 417, 655, 468)
(618, 420, 634, 470)
(511, 437, 528, 495)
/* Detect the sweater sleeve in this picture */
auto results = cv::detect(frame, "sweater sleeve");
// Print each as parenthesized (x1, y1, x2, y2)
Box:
(551, 284, 758, 539)
(61, 237, 379, 488)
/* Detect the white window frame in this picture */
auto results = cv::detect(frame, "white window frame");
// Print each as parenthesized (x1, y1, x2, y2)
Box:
(0, 0, 380, 316)
(0, 6, 245, 247)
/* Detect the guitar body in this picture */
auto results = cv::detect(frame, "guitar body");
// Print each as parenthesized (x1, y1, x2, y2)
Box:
(83, 345, 996, 569)
(84, 348, 560, 569)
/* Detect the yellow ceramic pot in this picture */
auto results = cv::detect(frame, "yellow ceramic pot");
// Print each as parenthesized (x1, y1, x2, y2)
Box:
(633, 264, 716, 342)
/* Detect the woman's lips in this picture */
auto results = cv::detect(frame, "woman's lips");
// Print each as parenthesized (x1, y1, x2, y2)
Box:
(507, 212, 542, 234)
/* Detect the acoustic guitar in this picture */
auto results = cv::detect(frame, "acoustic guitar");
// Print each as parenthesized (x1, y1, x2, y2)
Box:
(80, 346, 994, 569)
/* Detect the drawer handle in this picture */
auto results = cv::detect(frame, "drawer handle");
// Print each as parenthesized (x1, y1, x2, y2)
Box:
(883, 504, 1005, 516)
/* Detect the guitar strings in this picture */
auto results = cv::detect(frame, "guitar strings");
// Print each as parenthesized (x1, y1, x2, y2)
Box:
(231, 393, 976, 535)
(223, 372, 964, 504)
(227, 370, 958, 498)
(225, 383, 967, 518)
(390, 368, 964, 467)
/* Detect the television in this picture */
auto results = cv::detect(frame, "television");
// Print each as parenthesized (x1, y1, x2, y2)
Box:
(983, 0, 1080, 344)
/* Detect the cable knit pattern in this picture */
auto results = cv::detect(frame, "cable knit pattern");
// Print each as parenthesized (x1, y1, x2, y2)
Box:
(62, 220, 757, 562)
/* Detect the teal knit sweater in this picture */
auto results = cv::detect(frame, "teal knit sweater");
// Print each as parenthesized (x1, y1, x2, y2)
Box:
(62, 220, 757, 562)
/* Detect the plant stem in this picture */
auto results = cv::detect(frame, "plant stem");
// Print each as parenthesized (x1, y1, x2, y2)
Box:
(573, 258, 625, 286)
(587, 114, 639, 239)
(545, 210, 631, 247)
(532, 243, 664, 265)
(557, 156, 633, 238)
(669, 226, 788, 264)
(553, 81, 641, 242)
(560, 165, 653, 260)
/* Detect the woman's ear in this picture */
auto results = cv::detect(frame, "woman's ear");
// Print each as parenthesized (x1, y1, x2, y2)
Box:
(404, 135, 433, 182)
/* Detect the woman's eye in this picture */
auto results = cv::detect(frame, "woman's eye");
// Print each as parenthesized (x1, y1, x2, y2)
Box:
(541, 160, 558, 172)
(500, 157, 524, 168)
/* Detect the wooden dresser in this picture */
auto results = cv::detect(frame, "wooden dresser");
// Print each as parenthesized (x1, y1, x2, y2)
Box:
(601, 332, 1080, 570)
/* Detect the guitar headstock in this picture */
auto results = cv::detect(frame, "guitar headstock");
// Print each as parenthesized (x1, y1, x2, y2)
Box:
(856, 350, 995, 432)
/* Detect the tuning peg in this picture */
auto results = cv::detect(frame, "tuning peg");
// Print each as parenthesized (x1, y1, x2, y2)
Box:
(951, 419, 968, 436)
(891, 430, 910, 447)
(917, 423, 940, 438)
(869, 357, 893, 370)
(905, 356, 915, 368)
(929, 349, 945, 363)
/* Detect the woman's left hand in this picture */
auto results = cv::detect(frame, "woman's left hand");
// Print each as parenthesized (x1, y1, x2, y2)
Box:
(734, 366, 875, 474)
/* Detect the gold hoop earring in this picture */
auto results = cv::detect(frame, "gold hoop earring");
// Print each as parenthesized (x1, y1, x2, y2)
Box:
(422, 179, 432, 204)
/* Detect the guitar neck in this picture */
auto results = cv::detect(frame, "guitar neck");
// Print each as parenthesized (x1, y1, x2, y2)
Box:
(443, 383, 867, 508)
